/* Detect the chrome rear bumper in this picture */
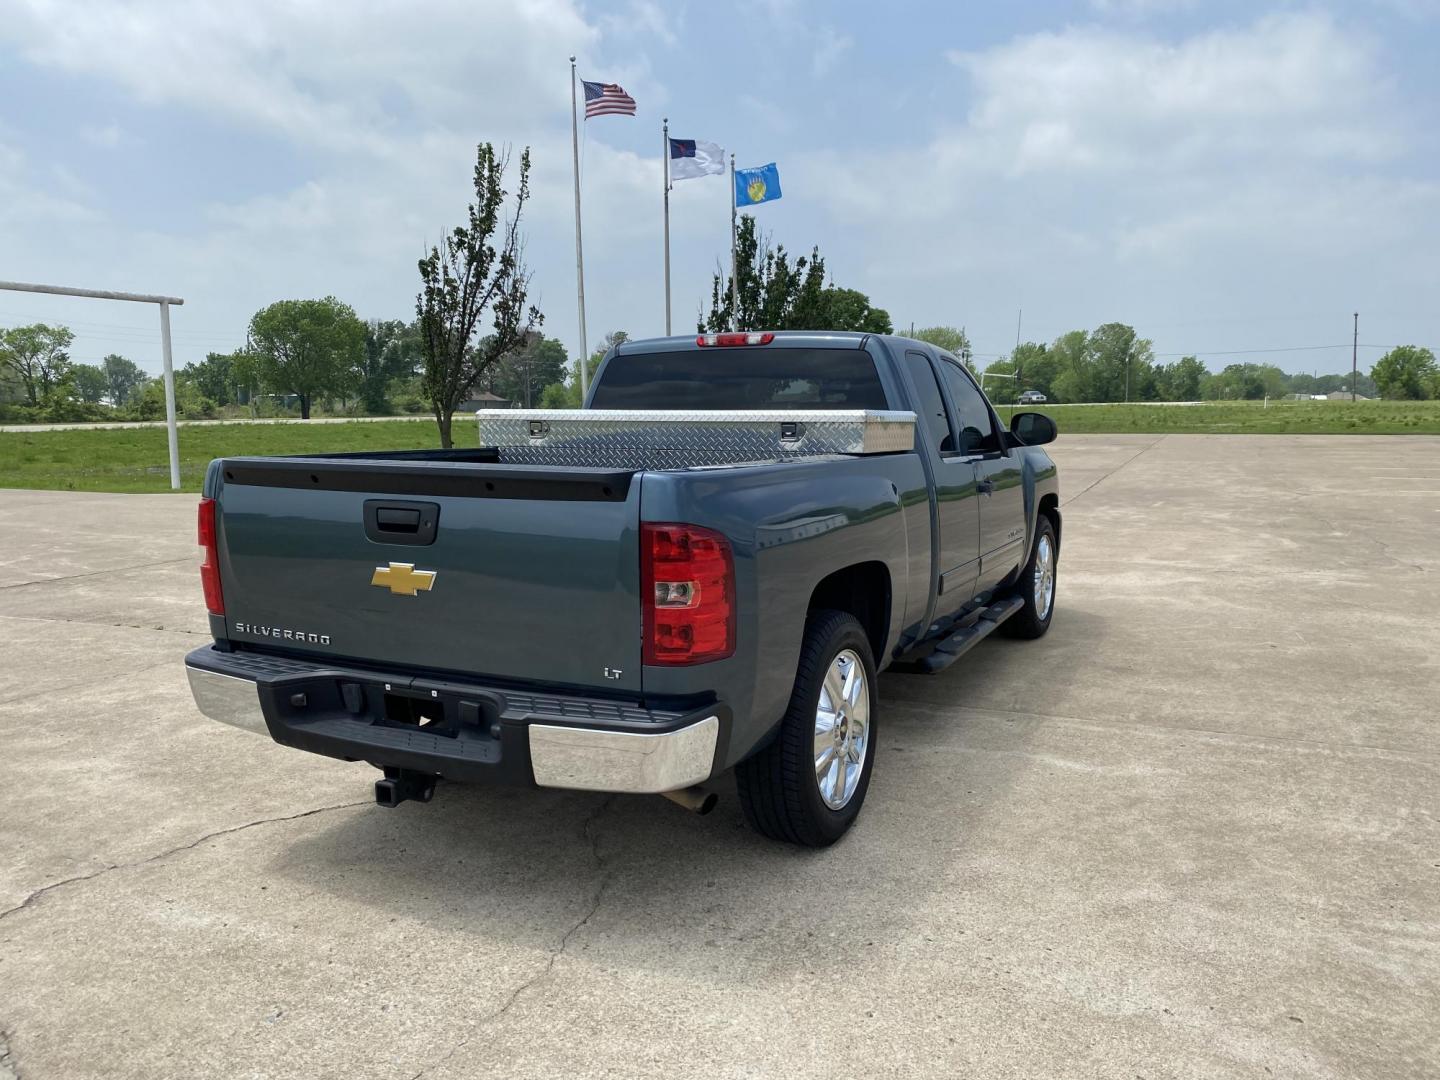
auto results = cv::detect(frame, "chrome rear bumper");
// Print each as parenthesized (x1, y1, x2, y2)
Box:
(528, 716, 719, 794)
(185, 659, 719, 794)
(187, 666, 268, 736)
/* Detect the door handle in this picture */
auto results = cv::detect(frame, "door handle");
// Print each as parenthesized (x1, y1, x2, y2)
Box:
(976, 479, 995, 495)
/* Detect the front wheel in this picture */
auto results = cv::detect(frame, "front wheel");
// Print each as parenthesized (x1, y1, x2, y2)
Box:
(1002, 515, 1057, 639)
(736, 609, 878, 847)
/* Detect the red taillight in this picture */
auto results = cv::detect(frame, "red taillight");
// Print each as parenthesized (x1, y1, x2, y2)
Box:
(198, 497, 224, 616)
(695, 332, 775, 347)
(641, 523, 734, 665)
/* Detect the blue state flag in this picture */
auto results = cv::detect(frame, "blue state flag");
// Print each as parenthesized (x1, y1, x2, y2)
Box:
(735, 162, 782, 207)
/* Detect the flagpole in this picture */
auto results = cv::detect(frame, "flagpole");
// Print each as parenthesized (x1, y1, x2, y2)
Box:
(662, 118, 672, 336)
(729, 153, 739, 331)
(569, 55, 590, 398)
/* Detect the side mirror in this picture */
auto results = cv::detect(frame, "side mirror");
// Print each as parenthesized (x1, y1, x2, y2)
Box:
(1010, 411, 1057, 446)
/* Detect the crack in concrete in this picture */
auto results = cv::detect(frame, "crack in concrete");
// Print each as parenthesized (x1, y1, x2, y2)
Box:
(0, 557, 193, 592)
(885, 696, 1440, 763)
(0, 611, 206, 638)
(0, 657, 180, 709)
(0, 1027, 19, 1080)
(406, 795, 617, 1080)
(1286, 494, 1429, 574)
(0, 800, 369, 924)
(1061, 435, 1167, 506)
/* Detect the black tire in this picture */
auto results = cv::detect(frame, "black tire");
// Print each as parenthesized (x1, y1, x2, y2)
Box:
(1002, 514, 1058, 639)
(736, 609, 878, 847)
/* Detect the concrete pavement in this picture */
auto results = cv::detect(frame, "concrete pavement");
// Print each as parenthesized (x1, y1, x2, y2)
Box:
(1, 434, 1437, 1079)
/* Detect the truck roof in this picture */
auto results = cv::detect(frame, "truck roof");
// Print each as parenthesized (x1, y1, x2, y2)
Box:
(614, 330, 873, 354)
(611, 331, 969, 357)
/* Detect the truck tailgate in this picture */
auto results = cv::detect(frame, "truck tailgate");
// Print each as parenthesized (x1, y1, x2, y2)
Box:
(214, 460, 643, 694)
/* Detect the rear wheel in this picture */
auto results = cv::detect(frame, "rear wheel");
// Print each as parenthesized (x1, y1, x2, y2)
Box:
(736, 609, 878, 847)
(1002, 515, 1057, 639)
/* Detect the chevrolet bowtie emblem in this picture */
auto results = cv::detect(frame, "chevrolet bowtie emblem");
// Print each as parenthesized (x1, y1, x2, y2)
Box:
(370, 562, 437, 597)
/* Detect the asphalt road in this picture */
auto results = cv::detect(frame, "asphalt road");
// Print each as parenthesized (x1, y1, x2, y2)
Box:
(2, 434, 1437, 1080)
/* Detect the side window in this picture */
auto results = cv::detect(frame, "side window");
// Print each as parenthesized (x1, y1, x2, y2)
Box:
(940, 360, 1000, 454)
(902, 351, 955, 453)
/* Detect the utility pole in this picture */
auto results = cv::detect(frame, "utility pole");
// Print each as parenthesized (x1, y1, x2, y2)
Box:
(1352, 312, 1359, 402)
(1015, 307, 1023, 385)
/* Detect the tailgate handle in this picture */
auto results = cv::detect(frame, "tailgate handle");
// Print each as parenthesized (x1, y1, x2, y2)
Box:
(377, 508, 421, 532)
(364, 500, 440, 546)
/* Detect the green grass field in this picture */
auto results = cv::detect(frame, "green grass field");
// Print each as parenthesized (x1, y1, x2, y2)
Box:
(994, 399, 1440, 435)
(2, 401, 1438, 494)
(0, 419, 455, 494)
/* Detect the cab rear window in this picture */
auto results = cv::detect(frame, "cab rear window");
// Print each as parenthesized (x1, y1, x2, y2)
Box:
(590, 348, 889, 410)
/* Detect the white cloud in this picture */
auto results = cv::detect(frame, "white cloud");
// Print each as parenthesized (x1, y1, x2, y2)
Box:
(5, 0, 601, 154)
(798, 11, 1437, 359)
(811, 27, 853, 77)
(79, 122, 127, 148)
(1089, 0, 1198, 15)
(945, 13, 1402, 177)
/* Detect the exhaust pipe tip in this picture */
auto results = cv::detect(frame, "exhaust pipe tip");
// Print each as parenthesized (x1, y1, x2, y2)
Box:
(661, 785, 718, 815)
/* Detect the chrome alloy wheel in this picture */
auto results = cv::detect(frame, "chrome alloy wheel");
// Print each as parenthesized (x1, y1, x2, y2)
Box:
(1033, 533, 1055, 621)
(813, 648, 870, 810)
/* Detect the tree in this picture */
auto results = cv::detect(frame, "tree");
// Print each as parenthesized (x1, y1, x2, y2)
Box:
(0, 324, 74, 405)
(1088, 322, 1156, 402)
(102, 354, 147, 407)
(418, 143, 540, 448)
(247, 297, 365, 419)
(1047, 330, 1092, 403)
(913, 326, 971, 365)
(71, 362, 109, 404)
(1371, 345, 1438, 400)
(488, 333, 568, 407)
(813, 287, 893, 335)
(358, 319, 421, 414)
(184, 352, 248, 407)
(1154, 355, 1207, 401)
(701, 215, 889, 334)
(983, 341, 1057, 403)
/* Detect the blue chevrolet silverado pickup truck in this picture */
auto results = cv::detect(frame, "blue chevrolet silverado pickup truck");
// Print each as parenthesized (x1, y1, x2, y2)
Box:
(185, 331, 1060, 846)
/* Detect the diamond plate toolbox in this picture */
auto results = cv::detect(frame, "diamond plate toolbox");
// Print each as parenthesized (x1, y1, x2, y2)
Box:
(477, 409, 916, 470)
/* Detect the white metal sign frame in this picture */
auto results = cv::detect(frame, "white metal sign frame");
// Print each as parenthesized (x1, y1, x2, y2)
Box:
(0, 280, 184, 489)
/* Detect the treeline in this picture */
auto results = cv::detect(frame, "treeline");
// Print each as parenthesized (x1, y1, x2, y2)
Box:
(0, 313, 588, 425)
(978, 324, 1437, 403)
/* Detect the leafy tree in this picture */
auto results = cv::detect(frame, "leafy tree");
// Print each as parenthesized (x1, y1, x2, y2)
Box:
(702, 215, 889, 334)
(913, 326, 971, 365)
(102, 354, 147, 407)
(418, 143, 540, 448)
(183, 351, 248, 407)
(358, 319, 421, 414)
(813, 287, 892, 335)
(0, 362, 23, 405)
(131, 377, 215, 421)
(488, 333, 568, 407)
(1371, 345, 1438, 400)
(540, 371, 584, 408)
(247, 297, 365, 419)
(1089, 322, 1157, 401)
(71, 362, 109, 404)
(1047, 330, 1091, 403)
(0, 323, 74, 406)
(983, 342, 1059, 403)
(1154, 355, 1207, 401)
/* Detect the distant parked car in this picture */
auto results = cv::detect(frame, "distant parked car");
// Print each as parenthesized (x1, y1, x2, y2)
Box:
(1018, 390, 1047, 404)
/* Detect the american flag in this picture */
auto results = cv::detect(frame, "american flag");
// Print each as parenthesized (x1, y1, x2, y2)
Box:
(583, 80, 636, 118)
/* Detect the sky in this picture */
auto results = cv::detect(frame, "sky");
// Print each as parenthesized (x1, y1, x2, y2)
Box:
(2, 0, 1438, 379)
